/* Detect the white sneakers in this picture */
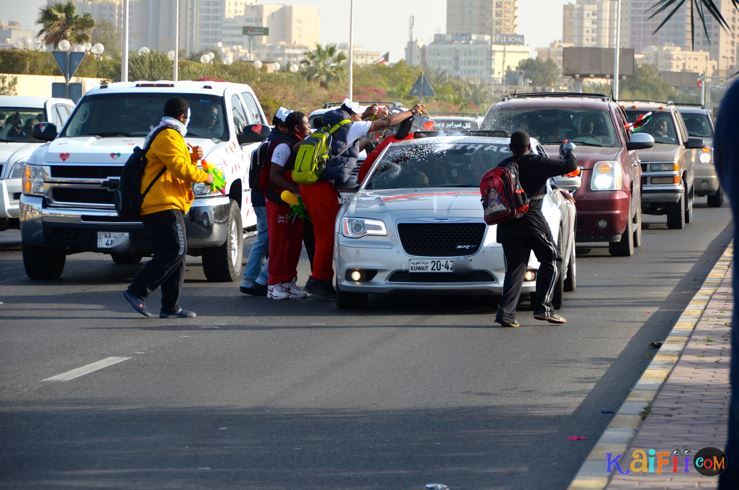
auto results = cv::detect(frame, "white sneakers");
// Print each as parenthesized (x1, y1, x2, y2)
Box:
(267, 281, 307, 300)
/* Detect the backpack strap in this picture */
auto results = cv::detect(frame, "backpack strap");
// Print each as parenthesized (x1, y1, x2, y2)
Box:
(328, 119, 356, 158)
(141, 126, 174, 202)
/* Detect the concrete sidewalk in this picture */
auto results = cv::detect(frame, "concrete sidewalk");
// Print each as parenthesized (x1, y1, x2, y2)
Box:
(570, 245, 732, 489)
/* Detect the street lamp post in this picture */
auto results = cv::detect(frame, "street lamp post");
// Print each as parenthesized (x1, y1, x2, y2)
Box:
(612, 0, 622, 100)
(174, 0, 179, 81)
(122, 0, 129, 82)
(52, 40, 104, 100)
(348, 0, 354, 100)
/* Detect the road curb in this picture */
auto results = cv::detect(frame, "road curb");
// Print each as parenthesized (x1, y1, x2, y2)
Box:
(567, 243, 733, 490)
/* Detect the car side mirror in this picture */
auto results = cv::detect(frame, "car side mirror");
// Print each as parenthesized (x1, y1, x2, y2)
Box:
(685, 137, 704, 149)
(32, 122, 58, 141)
(237, 123, 270, 145)
(627, 132, 654, 151)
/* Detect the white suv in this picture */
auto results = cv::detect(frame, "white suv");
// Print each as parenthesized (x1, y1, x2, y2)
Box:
(20, 81, 269, 281)
(0, 96, 74, 230)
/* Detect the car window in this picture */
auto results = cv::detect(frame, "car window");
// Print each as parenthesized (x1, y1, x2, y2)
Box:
(53, 105, 65, 126)
(63, 93, 228, 140)
(231, 95, 248, 135)
(680, 112, 714, 138)
(0, 107, 45, 142)
(624, 110, 678, 145)
(482, 107, 619, 147)
(57, 104, 72, 124)
(240, 91, 263, 124)
(365, 141, 511, 190)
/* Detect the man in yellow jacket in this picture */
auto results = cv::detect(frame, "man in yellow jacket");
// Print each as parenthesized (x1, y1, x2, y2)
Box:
(123, 98, 218, 318)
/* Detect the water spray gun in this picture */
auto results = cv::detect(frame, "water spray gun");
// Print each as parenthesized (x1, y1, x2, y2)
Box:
(201, 160, 226, 194)
(281, 190, 310, 221)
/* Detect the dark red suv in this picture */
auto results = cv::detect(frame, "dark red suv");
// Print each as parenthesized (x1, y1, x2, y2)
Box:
(481, 93, 654, 256)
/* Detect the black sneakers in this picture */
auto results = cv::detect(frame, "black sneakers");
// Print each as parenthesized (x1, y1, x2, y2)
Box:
(240, 282, 268, 296)
(534, 312, 567, 324)
(496, 319, 521, 328)
(304, 278, 336, 301)
(160, 308, 197, 319)
(123, 289, 152, 318)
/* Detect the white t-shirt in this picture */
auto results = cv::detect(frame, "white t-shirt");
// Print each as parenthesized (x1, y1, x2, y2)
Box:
(271, 143, 291, 167)
(346, 121, 372, 146)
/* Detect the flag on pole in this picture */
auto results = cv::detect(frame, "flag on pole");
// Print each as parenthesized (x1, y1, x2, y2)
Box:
(372, 52, 390, 65)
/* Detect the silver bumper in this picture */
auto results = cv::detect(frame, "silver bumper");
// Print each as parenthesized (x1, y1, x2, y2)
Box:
(0, 178, 21, 219)
(694, 166, 720, 195)
(335, 236, 536, 295)
(20, 194, 232, 252)
(641, 184, 682, 204)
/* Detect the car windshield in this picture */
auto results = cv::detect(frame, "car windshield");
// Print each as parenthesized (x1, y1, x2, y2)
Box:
(0, 107, 45, 142)
(434, 118, 480, 131)
(63, 93, 228, 140)
(625, 110, 678, 145)
(482, 108, 618, 147)
(365, 141, 511, 190)
(680, 112, 714, 139)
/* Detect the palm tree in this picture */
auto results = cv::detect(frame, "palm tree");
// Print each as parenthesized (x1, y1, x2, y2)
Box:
(37, 1, 95, 48)
(300, 44, 347, 89)
(650, 0, 739, 48)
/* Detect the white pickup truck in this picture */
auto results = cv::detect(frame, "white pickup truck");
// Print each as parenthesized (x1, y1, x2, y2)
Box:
(20, 81, 269, 281)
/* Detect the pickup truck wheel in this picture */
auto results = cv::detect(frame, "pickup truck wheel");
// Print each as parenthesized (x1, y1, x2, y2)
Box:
(685, 185, 694, 224)
(633, 211, 643, 248)
(564, 244, 576, 292)
(335, 285, 369, 309)
(707, 187, 724, 208)
(111, 253, 142, 265)
(23, 244, 66, 280)
(666, 186, 686, 230)
(202, 200, 243, 282)
(609, 206, 635, 256)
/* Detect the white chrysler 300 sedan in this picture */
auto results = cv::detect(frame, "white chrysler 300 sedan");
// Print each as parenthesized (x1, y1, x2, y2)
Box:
(334, 134, 578, 309)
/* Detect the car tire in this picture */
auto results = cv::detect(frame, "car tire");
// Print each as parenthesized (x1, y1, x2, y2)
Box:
(111, 253, 142, 265)
(633, 210, 643, 248)
(685, 185, 694, 224)
(564, 244, 576, 292)
(202, 200, 243, 282)
(335, 285, 369, 309)
(707, 188, 724, 208)
(666, 186, 686, 230)
(23, 243, 66, 280)
(609, 205, 635, 257)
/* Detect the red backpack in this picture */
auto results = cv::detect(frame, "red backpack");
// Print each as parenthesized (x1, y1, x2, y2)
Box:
(480, 160, 529, 225)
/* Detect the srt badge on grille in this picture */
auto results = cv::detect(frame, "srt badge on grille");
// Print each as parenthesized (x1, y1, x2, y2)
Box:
(456, 244, 475, 250)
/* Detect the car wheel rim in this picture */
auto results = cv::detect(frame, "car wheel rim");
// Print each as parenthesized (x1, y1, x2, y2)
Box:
(229, 219, 239, 266)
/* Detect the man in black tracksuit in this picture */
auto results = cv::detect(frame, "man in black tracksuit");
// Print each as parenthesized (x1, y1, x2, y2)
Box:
(496, 131, 577, 328)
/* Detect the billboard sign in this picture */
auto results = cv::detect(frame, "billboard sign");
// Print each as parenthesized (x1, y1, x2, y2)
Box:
(493, 34, 525, 45)
(563, 47, 635, 78)
(243, 26, 269, 36)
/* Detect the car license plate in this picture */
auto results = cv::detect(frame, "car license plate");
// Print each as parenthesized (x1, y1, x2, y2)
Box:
(409, 259, 455, 273)
(97, 231, 128, 249)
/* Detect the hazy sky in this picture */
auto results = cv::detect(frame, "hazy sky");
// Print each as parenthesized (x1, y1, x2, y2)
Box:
(1, 0, 570, 59)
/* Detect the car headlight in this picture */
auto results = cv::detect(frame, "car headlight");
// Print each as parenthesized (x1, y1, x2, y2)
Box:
(341, 217, 387, 238)
(9, 161, 26, 179)
(22, 164, 47, 196)
(700, 147, 712, 164)
(591, 161, 623, 191)
(192, 182, 218, 196)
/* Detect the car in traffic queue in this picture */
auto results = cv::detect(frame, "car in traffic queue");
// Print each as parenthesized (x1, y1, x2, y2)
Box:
(677, 104, 722, 207)
(622, 101, 704, 229)
(481, 93, 654, 257)
(19, 81, 270, 282)
(0, 96, 75, 231)
(334, 133, 578, 309)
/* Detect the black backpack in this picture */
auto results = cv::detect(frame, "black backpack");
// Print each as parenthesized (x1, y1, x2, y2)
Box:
(114, 126, 169, 219)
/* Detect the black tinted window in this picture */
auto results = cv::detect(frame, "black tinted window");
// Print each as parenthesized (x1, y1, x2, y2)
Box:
(680, 112, 713, 138)
(482, 108, 618, 147)
(63, 93, 228, 140)
(365, 142, 511, 190)
(625, 110, 678, 145)
(0, 107, 45, 142)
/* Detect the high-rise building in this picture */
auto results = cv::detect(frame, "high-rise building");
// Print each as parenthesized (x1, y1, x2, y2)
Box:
(446, 0, 518, 37)
(691, 0, 739, 77)
(562, 0, 618, 48)
(242, 4, 320, 48)
(638, 44, 716, 77)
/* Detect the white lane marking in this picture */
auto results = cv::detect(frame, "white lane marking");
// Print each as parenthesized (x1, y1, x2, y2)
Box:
(42, 356, 131, 382)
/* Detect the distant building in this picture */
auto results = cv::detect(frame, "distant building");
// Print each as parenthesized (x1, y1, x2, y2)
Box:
(425, 33, 529, 82)
(639, 44, 716, 77)
(0, 21, 37, 49)
(536, 40, 574, 69)
(446, 0, 518, 37)
(405, 39, 424, 66)
(242, 3, 320, 49)
(562, 0, 618, 48)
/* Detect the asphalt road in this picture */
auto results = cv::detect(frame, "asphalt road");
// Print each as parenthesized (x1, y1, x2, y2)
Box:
(0, 202, 732, 489)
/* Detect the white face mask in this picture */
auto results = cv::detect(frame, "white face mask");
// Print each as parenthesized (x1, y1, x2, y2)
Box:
(184, 108, 191, 129)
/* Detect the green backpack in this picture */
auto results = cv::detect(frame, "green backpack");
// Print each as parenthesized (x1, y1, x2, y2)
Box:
(292, 118, 351, 185)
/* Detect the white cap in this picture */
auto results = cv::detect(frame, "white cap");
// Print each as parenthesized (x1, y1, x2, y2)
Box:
(275, 106, 293, 123)
(341, 98, 362, 114)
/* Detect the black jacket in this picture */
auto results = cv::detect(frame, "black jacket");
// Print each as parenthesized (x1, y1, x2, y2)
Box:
(496, 152, 577, 242)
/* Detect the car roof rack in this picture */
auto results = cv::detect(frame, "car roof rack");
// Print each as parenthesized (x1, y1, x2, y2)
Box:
(502, 92, 610, 102)
(322, 100, 404, 109)
(620, 99, 674, 106)
(674, 102, 706, 108)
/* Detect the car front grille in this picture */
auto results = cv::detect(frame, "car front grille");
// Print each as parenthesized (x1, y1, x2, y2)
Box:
(397, 223, 486, 257)
(388, 270, 495, 283)
(50, 165, 123, 179)
(51, 188, 115, 205)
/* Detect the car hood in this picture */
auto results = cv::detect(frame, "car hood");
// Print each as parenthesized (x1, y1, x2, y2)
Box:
(543, 145, 621, 169)
(35, 136, 221, 164)
(348, 188, 483, 220)
(630, 143, 679, 161)
(0, 141, 39, 166)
